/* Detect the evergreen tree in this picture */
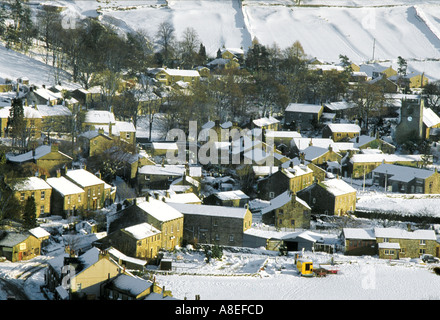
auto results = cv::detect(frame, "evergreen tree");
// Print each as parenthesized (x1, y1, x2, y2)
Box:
(22, 196, 37, 229)
(7, 97, 27, 148)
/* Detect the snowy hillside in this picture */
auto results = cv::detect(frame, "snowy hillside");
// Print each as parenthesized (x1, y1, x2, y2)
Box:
(41, 0, 440, 80)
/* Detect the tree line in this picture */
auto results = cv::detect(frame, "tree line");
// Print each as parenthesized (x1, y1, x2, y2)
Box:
(0, 2, 419, 135)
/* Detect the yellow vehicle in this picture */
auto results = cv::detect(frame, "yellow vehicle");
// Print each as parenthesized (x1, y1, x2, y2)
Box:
(296, 259, 314, 277)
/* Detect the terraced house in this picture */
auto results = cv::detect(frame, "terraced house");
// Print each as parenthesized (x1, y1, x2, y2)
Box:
(342, 227, 440, 259)
(297, 178, 356, 216)
(372, 163, 440, 194)
(64, 168, 114, 211)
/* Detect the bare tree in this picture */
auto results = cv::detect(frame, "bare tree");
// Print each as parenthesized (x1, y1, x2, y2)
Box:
(155, 21, 176, 65)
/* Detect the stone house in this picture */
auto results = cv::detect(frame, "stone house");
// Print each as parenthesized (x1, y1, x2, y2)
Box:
(0, 231, 41, 262)
(260, 190, 311, 229)
(372, 163, 440, 194)
(45, 247, 124, 300)
(168, 203, 252, 247)
(6, 144, 73, 175)
(340, 228, 377, 256)
(151, 67, 200, 86)
(100, 222, 161, 262)
(301, 145, 342, 166)
(257, 164, 314, 200)
(375, 227, 438, 259)
(65, 168, 114, 211)
(135, 198, 184, 250)
(284, 103, 323, 131)
(36, 104, 72, 134)
(79, 130, 114, 157)
(203, 190, 249, 208)
(347, 153, 425, 179)
(350, 135, 396, 154)
(322, 123, 361, 142)
(46, 175, 86, 216)
(8, 176, 52, 217)
(297, 178, 356, 216)
(103, 274, 163, 300)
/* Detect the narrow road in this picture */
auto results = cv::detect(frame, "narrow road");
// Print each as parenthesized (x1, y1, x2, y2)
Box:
(0, 278, 29, 300)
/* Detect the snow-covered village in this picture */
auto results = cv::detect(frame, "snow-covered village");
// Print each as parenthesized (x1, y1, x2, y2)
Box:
(1, 0, 440, 308)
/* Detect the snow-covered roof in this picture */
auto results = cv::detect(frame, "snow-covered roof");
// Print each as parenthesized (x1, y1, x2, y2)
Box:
(325, 123, 361, 133)
(378, 242, 401, 249)
(123, 222, 161, 240)
(303, 146, 334, 161)
(152, 142, 178, 150)
(160, 68, 200, 77)
(324, 101, 356, 111)
(213, 190, 249, 201)
(10, 176, 52, 191)
(28, 226, 50, 239)
(252, 116, 279, 128)
(423, 107, 440, 128)
(342, 228, 376, 240)
(319, 178, 356, 196)
(221, 47, 244, 55)
(281, 165, 313, 179)
(115, 120, 136, 133)
(309, 64, 344, 72)
(36, 104, 72, 117)
(46, 176, 85, 196)
(168, 203, 249, 219)
(137, 198, 183, 222)
(374, 227, 436, 241)
(84, 110, 116, 125)
(285, 103, 323, 114)
(65, 169, 104, 188)
(350, 153, 423, 164)
(109, 274, 153, 297)
(372, 163, 435, 182)
(261, 190, 310, 214)
(265, 130, 301, 139)
(33, 87, 62, 101)
(292, 137, 338, 153)
(108, 247, 147, 267)
(6, 144, 72, 163)
(138, 164, 185, 176)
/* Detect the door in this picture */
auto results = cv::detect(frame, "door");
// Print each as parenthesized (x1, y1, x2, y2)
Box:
(18, 251, 22, 261)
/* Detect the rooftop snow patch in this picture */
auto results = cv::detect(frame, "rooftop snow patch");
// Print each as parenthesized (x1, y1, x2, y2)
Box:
(319, 178, 356, 196)
(137, 198, 183, 222)
(46, 176, 85, 196)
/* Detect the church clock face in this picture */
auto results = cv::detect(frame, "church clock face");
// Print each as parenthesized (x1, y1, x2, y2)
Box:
(407, 116, 413, 122)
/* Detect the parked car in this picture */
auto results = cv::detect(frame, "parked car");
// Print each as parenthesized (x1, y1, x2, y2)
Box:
(421, 254, 440, 263)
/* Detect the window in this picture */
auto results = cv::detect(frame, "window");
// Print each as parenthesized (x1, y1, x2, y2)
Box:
(279, 219, 283, 225)
(126, 133, 130, 139)
(420, 249, 426, 255)
(40, 205, 45, 215)
(384, 250, 394, 255)
(291, 219, 295, 226)
(215, 234, 220, 241)
(229, 235, 234, 242)
(420, 239, 426, 245)
(383, 238, 389, 243)
(41, 191, 45, 200)
(269, 192, 275, 199)
(20, 192, 25, 201)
